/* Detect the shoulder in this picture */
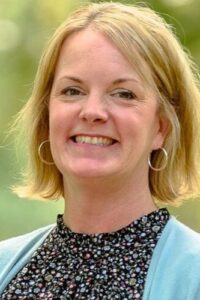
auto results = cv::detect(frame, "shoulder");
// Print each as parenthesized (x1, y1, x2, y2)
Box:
(155, 217, 200, 272)
(0, 225, 55, 279)
(143, 217, 200, 300)
(0, 224, 55, 252)
(161, 217, 200, 254)
(0, 224, 55, 294)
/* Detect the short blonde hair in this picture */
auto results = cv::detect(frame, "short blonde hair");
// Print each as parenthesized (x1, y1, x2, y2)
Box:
(14, 2, 200, 204)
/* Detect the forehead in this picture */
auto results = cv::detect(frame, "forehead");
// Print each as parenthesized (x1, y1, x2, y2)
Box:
(60, 28, 123, 58)
(54, 28, 141, 81)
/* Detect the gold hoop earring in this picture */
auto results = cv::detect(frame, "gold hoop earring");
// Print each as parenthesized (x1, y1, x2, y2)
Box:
(148, 147, 168, 171)
(38, 140, 54, 165)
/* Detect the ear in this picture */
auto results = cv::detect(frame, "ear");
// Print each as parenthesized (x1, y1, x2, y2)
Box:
(151, 115, 170, 151)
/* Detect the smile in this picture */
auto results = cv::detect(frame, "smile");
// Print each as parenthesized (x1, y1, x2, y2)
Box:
(72, 135, 115, 146)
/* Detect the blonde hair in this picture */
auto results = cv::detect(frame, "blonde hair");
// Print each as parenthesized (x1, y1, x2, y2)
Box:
(13, 2, 200, 204)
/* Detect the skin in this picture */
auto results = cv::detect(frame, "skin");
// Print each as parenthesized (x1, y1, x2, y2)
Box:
(49, 28, 168, 234)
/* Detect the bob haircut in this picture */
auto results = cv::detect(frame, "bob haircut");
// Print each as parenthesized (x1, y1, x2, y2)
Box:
(13, 2, 200, 205)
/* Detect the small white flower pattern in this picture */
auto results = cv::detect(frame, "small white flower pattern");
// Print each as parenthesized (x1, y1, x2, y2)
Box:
(2, 209, 170, 300)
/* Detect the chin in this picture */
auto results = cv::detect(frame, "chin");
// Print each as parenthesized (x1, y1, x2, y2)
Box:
(63, 163, 118, 179)
(68, 168, 113, 179)
(55, 155, 120, 179)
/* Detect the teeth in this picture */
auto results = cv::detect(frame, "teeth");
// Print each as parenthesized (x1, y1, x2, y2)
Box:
(74, 136, 114, 146)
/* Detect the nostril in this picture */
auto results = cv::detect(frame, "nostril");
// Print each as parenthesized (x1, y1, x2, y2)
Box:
(79, 109, 108, 123)
(82, 116, 106, 123)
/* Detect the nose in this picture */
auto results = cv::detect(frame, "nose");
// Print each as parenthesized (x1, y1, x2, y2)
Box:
(79, 94, 108, 124)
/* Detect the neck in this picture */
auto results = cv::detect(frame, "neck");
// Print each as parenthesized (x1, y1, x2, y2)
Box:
(63, 175, 158, 234)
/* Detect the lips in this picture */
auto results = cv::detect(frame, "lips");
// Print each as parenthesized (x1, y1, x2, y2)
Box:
(70, 135, 117, 146)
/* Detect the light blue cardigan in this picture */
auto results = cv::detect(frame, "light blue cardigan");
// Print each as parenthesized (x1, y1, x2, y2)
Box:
(1, 217, 200, 299)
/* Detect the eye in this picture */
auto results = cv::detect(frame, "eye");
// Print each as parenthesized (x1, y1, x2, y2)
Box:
(112, 89, 137, 100)
(61, 87, 83, 96)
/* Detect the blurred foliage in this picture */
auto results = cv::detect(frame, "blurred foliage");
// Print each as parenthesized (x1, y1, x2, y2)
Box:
(0, 0, 200, 240)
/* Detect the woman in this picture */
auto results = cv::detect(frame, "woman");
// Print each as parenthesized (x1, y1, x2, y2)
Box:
(1, 2, 200, 299)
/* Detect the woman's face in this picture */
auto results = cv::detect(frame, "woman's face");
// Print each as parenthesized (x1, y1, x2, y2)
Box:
(49, 28, 167, 184)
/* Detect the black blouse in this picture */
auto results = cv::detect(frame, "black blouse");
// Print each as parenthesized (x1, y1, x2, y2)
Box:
(2, 208, 170, 299)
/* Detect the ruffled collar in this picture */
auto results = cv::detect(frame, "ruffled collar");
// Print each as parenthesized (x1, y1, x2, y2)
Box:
(56, 208, 170, 247)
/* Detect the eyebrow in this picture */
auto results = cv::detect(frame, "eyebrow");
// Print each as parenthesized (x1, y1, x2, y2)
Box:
(57, 75, 140, 84)
(113, 78, 139, 84)
(58, 76, 83, 84)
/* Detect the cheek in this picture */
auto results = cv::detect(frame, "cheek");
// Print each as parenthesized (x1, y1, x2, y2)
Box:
(121, 111, 159, 148)
(49, 115, 62, 134)
(116, 111, 143, 137)
(49, 114, 65, 151)
(49, 103, 67, 134)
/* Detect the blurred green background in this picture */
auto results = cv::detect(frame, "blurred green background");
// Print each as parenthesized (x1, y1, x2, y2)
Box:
(1, 0, 200, 240)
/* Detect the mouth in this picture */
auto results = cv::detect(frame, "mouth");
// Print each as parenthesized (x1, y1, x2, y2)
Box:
(70, 135, 117, 146)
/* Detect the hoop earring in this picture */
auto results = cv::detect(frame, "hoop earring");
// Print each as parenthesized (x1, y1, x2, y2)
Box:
(38, 140, 54, 165)
(148, 147, 168, 171)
